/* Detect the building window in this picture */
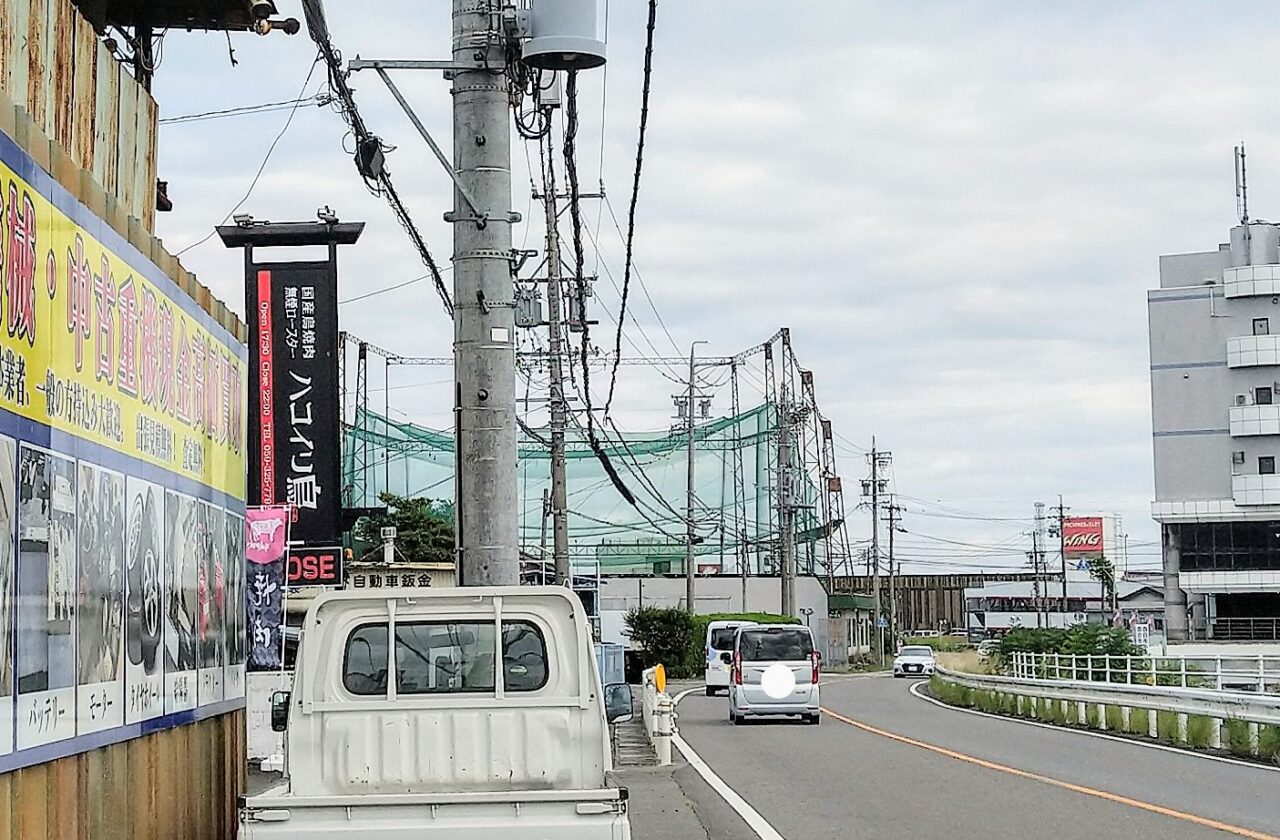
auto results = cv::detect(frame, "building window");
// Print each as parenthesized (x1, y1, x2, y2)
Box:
(1259, 387, 1274, 406)
(1255, 318, 1271, 336)
(1261, 457, 1276, 475)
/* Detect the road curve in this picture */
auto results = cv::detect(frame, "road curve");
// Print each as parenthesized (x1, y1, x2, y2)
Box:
(671, 674, 1280, 840)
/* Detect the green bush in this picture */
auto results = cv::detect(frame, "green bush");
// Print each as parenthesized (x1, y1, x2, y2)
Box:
(1260, 725, 1280, 763)
(998, 624, 1143, 667)
(1084, 704, 1100, 729)
(625, 607, 698, 677)
(1185, 715, 1215, 748)
(1105, 705, 1124, 732)
(1156, 711, 1180, 742)
(1225, 719, 1253, 758)
(625, 609, 800, 678)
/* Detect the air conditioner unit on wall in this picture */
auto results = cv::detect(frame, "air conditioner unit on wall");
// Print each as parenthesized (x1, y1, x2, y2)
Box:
(1237, 394, 1249, 406)
(1234, 451, 1246, 465)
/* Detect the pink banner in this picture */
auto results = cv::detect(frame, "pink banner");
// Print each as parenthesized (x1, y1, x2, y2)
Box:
(245, 506, 290, 670)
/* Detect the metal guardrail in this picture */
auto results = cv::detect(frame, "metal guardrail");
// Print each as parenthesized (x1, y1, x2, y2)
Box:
(938, 665, 1280, 727)
(1011, 651, 1280, 692)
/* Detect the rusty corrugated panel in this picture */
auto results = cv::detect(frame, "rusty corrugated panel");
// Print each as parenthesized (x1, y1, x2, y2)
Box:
(5, 0, 30, 108)
(50, 0, 75, 148)
(0, 0, 17, 98)
(93, 44, 119, 195)
(25, 0, 48, 132)
(70, 12, 96, 170)
(137, 90, 157, 230)
(116, 66, 138, 218)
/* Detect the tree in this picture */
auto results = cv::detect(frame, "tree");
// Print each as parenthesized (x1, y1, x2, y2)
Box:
(353, 493, 454, 563)
(1087, 555, 1117, 612)
(625, 607, 698, 676)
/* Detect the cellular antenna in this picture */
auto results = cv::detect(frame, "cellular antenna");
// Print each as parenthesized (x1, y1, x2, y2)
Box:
(1236, 142, 1249, 224)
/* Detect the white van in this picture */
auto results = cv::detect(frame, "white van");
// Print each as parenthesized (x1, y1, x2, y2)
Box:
(729, 624, 821, 725)
(704, 620, 757, 695)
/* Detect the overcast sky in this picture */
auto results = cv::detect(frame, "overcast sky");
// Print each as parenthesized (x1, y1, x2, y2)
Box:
(148, 1, 1280, 576)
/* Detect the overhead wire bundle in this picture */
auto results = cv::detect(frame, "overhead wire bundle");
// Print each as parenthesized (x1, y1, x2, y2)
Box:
(301, 0, 453, 316)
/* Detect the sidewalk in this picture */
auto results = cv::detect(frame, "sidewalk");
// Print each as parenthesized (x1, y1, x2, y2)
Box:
(617, 761, 710, 840)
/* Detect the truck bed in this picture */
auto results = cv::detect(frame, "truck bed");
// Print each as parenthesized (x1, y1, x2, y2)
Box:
(239, 785, 631, 840)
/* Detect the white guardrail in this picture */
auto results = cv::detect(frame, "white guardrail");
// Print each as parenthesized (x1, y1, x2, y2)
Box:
(1011, 651, 1280, 692)
(640, 666, 675, 766)
(936, 664, 1280, 755)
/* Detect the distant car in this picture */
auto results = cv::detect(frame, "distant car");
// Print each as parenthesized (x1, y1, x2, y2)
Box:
(893, 645, 936, 678)
(704, 619, 757, 696)
(977, 640, 999, 658)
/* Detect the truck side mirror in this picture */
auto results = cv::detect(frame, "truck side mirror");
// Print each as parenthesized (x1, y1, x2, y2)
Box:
(603, 683, 633, 724)
(270, 690, 291, 732)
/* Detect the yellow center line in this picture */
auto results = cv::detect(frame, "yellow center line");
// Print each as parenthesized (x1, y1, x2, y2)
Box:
(821, 706, 1278, 840)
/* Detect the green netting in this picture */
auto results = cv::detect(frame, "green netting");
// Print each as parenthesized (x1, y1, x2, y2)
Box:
(343, 404, 830, 574)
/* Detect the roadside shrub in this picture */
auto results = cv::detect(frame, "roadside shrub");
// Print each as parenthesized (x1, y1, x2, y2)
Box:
(1259, 725, 1280, 763)
(1225, 719, 1253, 758)
(904, 635, 969, 653)
(998, 624, 1142, 665)
(625, 607, 698, 677)
(1084, 704, 1100, 729)
(1105, 705, 1124, 732)
(1156, 711, 1180, 742)
(1185, 715, 1215, 748)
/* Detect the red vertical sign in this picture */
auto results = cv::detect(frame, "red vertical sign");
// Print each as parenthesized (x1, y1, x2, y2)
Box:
(256, 270, 275, 504)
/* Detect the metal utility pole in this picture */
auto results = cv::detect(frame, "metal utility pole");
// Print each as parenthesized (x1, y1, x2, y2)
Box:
(1054, 495, 1069, 613)
(686, 340, 707, 612)
(452, 0, 518, 586)
(779, 388, 796, 618)
(539, 129, 571, 586)
(886, 500, 902, 645)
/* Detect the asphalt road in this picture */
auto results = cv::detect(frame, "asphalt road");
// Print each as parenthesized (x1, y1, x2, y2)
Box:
(672, 674, 1280, 840)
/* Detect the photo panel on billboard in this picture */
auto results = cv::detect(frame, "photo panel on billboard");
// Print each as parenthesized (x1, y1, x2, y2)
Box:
(15, 445, 77, 749)
(124, 476, 164, 725)
(163, 491, 198, 714)
(0, 436, 17, 756)
(197, 501, 225, 704)
(75, 462, 125, 736)
(223, 511, 246, 700)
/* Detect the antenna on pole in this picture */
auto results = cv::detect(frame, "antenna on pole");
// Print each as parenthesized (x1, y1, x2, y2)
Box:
(1236, 142, 1249, 224)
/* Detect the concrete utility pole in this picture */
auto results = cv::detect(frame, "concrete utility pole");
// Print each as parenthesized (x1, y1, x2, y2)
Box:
(1054, 495, 1069, 614)
(867, 440, 883, 663)
(539, 129, 571, 586)
(453, 0, 518, 586)
(1034, 501, 1047, 628)
(686, 340, 707, 612)
(779, 387, 796, 618)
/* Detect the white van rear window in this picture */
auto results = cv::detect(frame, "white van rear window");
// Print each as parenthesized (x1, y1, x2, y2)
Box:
(709, 628, 739, 650)
(738, 628, 813, 662)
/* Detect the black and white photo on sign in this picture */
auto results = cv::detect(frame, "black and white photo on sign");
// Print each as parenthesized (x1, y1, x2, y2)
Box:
(124, 476, 164, 724)
(197, 502, 225, 703)
(163, 490, 198, 713)
(15, 445, 77, 749)
(75, 462, 125, 735)
(222, 511, 246, 700)
(0, 436, 16, 756)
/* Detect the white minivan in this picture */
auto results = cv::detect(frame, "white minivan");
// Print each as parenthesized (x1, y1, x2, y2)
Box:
(728, 624, 821, 725)
(704, 619, 757, 695)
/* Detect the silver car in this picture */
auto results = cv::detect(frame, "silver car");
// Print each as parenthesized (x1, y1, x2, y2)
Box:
(728, 624, 821, 725)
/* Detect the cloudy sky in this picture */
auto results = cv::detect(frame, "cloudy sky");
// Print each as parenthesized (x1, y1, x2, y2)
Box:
(148, 1, 1280, 575)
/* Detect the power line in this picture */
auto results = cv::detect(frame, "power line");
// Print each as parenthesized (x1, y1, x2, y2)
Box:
(604, 0, 659, 415)
(338, 266, 454, 306)
(174, 57, 321, 257)
(159, 94, 326, 125)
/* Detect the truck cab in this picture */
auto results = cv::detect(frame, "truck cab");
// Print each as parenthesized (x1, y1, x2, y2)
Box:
(242, 586, 633, 840)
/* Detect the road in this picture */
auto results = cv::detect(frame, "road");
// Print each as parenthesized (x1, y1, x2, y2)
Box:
(670, 674, 1280, 840)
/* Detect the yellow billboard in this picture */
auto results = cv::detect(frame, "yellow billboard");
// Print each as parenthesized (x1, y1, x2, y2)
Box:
(0, 146, 246, 501)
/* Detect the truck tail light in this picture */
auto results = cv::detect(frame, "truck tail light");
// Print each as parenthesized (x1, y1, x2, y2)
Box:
(811, 651, 820, 684)
(733, 651, 742, 685)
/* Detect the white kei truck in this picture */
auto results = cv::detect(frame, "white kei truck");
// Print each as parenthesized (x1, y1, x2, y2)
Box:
(238, 587, 635, 840)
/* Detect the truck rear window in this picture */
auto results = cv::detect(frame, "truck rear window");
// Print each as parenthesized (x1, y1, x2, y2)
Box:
(738, 628, 813, 662)
(343, 620, 548, 695)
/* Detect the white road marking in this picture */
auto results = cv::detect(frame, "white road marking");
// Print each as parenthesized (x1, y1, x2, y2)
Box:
(906, 680, 1280, 775)
(671, 687, 788, 840)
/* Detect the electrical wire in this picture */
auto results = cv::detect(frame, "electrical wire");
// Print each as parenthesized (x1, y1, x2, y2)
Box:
(159, 95, 326, 125)
(604, 0, 659, 415)
(174, 57, 321, 257)
(338, 266, 454, 306)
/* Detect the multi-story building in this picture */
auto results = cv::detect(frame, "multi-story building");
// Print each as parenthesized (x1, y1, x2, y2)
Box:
(1150, 220, 1280, 641)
